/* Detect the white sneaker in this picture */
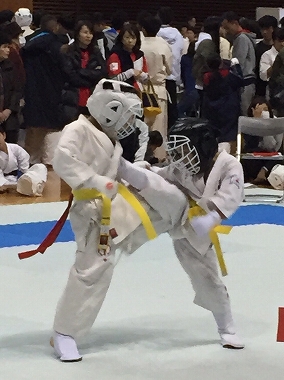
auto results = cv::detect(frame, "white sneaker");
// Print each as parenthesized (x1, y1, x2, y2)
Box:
(220, 333, 245, 349)
(51, 332, 82, 362)
(213, 310, 245, 349)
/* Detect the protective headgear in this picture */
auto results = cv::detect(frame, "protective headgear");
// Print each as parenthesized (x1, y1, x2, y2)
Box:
(87, 79, 143, 140)
(14, 8, 32, 27)
(166, 118, 218, 175)
(267, 164, 284, 190)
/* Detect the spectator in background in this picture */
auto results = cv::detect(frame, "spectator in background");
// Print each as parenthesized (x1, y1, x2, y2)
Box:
(157, 7, 184, 128)
(0, 32, 22, 143)
(140, 14, 172, 151)
(242, 96, 283, 184)
(25, 9, 47, 41)
(188, 16, 197, 28)
(92, 12, 110, 60)
(192, 16, 221, 115)
(103, 10, 129, 50)
(0, 21, 26, 91)
(60, 19, 107, 125)
(178, 40, 199, 118)
(256, 15, 278, 96)
(222, 12, 256, 115)
(0, 10, 14, 25)
(107, 23, 148, 91)
(259, 28, 284, 99)
(57, 12, 76, 44)
(14, 8, 33, 39)
(21, 15, 65, 165)
(202, 54, 243, 154)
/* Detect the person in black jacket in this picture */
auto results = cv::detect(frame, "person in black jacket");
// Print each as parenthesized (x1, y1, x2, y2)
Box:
(21, 14, 66, 164)
(60, 19, 107, 125)
(0, 32, 22, 143)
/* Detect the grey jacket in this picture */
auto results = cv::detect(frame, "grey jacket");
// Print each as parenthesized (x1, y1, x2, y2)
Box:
(232, 32, 256, 82)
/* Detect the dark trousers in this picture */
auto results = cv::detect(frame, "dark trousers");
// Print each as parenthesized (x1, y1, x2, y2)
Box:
(166, 79, 178, 129)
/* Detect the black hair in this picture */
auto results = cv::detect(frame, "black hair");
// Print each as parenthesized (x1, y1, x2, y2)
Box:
(157, 7, 173, 25)
(111, 10, 129, 31)
(247, 96, 274, 118)
(32, 9, 48, 29)
(137, 10, 151, 26)
(203, 16, 221, 54)
(93, 12, 105, 25)
(149, 130, 163, 147)
(206, 52, 222, 70)
(0, 10, 14, 25)
(280, 17, 284, 28)
(40, 14, 57, 31)
(272, 27, 284, 41)
(0, 31, 12, 45)
(71, 20, 95, 53)
(115, 23, 141, 52)
(222, 11, 240, 23)
(258, 15, 278, 30)
(0, 125, 6, 134)
(57, 12, 76, 31)
(139, 15, 161, 37)
(239, 17, 261, 38)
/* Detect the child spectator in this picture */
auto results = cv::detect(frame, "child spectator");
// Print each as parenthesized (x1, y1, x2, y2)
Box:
(0, 126, 47, 195)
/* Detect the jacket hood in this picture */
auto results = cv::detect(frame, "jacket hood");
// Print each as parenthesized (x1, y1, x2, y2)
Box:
(158, 26, 182, 45)
(237, 31, 256, 46)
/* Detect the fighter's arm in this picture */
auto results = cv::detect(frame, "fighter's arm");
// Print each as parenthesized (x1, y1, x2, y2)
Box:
(207, 159, 244, 219)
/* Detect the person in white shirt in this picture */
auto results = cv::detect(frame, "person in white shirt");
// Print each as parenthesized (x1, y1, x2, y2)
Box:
(259, 28, 284, 98)
(157, 7, 184, 128)
(140, 14, 172, 156)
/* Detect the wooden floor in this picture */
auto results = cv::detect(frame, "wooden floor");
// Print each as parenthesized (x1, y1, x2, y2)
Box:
(0, 169, 71, 206)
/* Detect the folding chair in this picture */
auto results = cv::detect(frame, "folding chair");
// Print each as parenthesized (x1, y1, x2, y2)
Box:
(236, 116, 284, 203)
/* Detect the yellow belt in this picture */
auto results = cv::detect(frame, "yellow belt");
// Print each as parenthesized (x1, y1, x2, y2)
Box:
(72, 183, 157, 252)
(188, 199, 232, 277)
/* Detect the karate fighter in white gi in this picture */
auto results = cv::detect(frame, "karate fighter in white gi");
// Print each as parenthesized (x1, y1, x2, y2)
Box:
(51, 79, 189, 362)
(154, 117, 245, 350)
(0, 126, 47, 196)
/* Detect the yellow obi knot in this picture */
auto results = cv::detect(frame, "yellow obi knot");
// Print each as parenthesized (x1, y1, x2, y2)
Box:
(72, 183, 157, 252)
(188, 199, 232, 277)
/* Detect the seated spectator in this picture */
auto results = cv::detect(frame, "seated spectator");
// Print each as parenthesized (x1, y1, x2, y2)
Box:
(60, 19, 107, 125)
(0, 32, 22, 144)
(0, 126, 47, 195)
(107, 23, 148, 91)
(242, 96, 283, 184)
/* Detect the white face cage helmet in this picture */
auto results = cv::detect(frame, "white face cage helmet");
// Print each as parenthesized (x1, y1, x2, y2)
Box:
(14, 8, 32, 27)
(87, 79, 143, 140)
(166, 135, 201, 175)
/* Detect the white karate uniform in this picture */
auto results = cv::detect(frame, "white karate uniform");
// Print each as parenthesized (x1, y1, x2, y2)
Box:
(0, 143, 29, 187)
(0, 143, 47, 196)
(153, 150, 244, 319)
(52, 115, 188, 338)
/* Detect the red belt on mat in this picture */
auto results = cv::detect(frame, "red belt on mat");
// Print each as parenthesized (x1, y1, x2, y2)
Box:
(18, 195, 73, 260)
